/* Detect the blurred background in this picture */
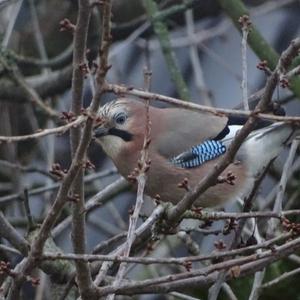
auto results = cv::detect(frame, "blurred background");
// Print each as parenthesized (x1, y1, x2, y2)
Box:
(0, 0, 300, 299)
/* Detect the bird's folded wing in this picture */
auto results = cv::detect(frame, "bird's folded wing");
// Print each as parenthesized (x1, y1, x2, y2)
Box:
(153, 107, 228, 158)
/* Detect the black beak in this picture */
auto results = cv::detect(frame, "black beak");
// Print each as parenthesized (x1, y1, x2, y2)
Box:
(94, 127, 133, 142)
(94, 126, 109, 138)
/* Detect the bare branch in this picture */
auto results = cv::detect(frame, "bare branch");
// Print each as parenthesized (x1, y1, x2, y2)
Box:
(69, 0, 93, 298)
(0, 116, 85, 143)
(6, 0, 113, 298)
(182, 209, 300, 221)
(261, 267, 300, 289)
(93, 236, 300, 297)
(0, 212, 29, 256)
(239, 14, 251, 111)
(41, 232, 291, 265)
(106, 83, 300, 123)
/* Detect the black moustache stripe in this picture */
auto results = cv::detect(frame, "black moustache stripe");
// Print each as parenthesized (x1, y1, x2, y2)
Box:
(108, 128, 133, 142)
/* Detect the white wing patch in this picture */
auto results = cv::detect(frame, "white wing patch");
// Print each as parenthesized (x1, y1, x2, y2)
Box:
(221, 125, 243, 143)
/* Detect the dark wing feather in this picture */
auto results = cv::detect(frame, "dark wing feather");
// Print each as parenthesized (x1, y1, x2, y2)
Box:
(170, 140, 226, 169)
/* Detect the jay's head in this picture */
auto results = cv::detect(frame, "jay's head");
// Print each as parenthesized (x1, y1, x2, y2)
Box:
(94, 98, 146, 158)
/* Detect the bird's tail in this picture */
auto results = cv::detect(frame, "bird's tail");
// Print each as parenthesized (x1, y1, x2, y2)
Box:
(240, 122, 298, 176)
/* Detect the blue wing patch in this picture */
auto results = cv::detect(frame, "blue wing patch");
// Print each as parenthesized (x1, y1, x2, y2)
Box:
(170, 140, 226, 169)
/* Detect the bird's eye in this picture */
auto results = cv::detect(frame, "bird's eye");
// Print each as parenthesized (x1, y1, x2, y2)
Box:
(115, 113, 127, 125)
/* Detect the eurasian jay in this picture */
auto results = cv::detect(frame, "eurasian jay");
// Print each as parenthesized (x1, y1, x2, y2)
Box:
(94, 98, 295, 207)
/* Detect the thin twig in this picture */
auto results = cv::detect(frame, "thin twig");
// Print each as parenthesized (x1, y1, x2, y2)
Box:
(240, 15, 250, 110)
(250, 138, 299, 300)
(177, 231, 200, 256)
(2, 0, 23, 47)
(0, 168, 118, 206)
(106, 99, 151, 300)
(93, 204, 164, 286)
(0, 160, 55, 179)
(0, 244, 21, 256)
(182, 209, 300, 221)
(273, 139, 299, 215)
(52, 177, 129, 238)
(222, 283, 238, 300)
(0, 57, 59, 118)
(267, 139, 300, 236)
(69, 0, 93, 298)
(13, 44, 73, 69)
(0, 212, 29, 256)
(143, 0, 190, 100)
(249, 268, 265, 300)
(22, 189, 35, 230)
(106, 83, 300, 123)
(0, 116, 85, 143)
(28, 0, 48, 61)
(92, 232, 127, 254)
(185, 9, 212, 106)
(261, 267, 300, 289)
(170, 292, 201, 300)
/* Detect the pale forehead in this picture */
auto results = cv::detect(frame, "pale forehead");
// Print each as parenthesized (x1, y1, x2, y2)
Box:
(99, 99, 129, 118)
